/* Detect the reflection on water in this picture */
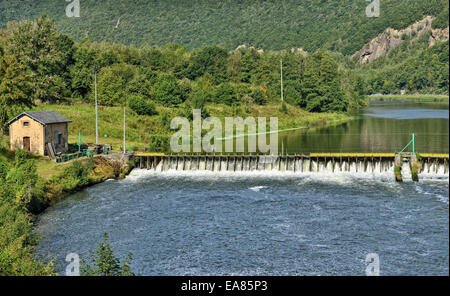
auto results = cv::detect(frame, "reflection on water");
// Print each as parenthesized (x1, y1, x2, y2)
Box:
(280, 102, 449, 153)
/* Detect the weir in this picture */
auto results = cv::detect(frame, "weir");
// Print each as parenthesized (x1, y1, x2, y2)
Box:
(134, 153, 449, 178)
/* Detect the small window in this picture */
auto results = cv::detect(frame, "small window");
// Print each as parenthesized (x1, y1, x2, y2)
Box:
(23, 121, 30, 127)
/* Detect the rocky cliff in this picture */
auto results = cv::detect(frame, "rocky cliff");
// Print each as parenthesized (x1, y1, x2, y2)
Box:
(352, 16, 449, 64)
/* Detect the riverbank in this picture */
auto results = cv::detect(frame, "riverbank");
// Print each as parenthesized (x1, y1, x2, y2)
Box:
(368, 94, 449, 103)
(0, 144, 134, 275)
(42, 155, 134, 210)
(0, 141, 134, 214)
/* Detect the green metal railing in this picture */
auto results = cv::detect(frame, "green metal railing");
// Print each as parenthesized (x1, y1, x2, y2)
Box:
(397, 133, 415, 155)
(54, 145, 111, 166)
(54, 149, 96, 165)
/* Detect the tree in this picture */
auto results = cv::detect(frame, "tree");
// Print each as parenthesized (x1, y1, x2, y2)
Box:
(240, 48, 260, 83)
(214, 83, 237, 105)
(126, 71, 154, 100)
(140, 46, 164, 71)
(129, 95, 158, 116)
(298, 52, 348, 112)
(187, 46, 228, 84)
(81, 233, 135, 276)
(6, 15, 74, 102)
(97, 63, 137, 106)
(0, 52, 33, 131)
(227, 51, 242, 83)
(69, 46, 97, 98)
(250, 86, 267, 105)
(151, 73, 183, 106)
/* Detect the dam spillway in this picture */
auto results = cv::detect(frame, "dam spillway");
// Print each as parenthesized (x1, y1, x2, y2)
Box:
(135, 154, 449, 179)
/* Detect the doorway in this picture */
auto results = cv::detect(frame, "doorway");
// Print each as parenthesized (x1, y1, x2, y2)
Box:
(23, 137, 30, 152)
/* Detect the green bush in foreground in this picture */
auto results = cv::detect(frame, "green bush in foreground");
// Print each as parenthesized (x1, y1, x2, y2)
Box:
(81, 233, 136, 276)
(0, 199, 56, 276)
(0, 150, 55, 276)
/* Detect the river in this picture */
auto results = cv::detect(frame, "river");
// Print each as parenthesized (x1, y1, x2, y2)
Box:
(36, 101, 449, 276)
(280, 101, 449, 154)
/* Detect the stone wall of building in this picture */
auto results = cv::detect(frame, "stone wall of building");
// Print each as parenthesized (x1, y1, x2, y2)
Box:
(9, 115, 45, 155)
(44, 123, 69, 155)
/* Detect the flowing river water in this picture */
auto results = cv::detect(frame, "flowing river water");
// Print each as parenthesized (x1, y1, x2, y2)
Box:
(36, 101, 449, 275)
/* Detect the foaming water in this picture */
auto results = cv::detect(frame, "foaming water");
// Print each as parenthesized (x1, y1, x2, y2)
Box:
(142, 155, 449, 182)
(36, 169, 449, 276)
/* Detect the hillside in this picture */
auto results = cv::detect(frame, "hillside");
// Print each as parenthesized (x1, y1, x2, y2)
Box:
(353, 29, 449, 95)
(0, 0, 448, 55)
(352, 16, 449, 64)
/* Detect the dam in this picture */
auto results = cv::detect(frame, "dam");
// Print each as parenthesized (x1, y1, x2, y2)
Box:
(135, 153, 449, 180)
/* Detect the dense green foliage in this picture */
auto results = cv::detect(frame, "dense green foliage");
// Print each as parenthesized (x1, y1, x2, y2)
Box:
(0, 2, 447, 122)
(129, 95, 158, 116)
(81, 233, 135, 276)
(0, 149, 54, 275)
(0, 0, 447, 55)
(354, 34, 449, 94)
(0, 15, 366, 123)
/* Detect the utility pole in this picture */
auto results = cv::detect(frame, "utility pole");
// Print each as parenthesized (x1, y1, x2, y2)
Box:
(280, 59, 284, 102)
(123, 107, 126, 155)
(94, 66, 99, 145)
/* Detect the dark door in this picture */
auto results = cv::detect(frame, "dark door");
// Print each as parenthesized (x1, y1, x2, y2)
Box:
(23, 137, 31, 152)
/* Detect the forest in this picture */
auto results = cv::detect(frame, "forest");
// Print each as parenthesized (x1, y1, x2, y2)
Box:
(0, 0, 448, 55)
(0, 15, 369, 131)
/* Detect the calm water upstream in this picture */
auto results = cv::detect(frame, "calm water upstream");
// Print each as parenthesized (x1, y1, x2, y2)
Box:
(280, 101, 449, 153)
(36, 102, 449, 276)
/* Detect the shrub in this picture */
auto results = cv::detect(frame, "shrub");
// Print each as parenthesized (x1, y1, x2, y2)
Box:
(280, 102, 288, 114)
(214, 83, 237, 105)
(129, 95, 158, 116)
(250, 86, 267, 105)
(81, 233, 135, 276)
(0, 158, 9, 181)
(151, 73, 183, 106)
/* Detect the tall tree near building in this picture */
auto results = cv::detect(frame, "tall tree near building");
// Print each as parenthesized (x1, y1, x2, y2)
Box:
(6, 15, 74, 102)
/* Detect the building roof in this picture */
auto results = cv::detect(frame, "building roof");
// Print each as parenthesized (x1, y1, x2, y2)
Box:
(8, 111, 72, 126)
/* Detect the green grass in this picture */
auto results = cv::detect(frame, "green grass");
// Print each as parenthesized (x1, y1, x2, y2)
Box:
(1, 135, 70, 180)
(31, 103, 174, 152)
(30, 102, 351, 153)
(368, 95, 449, 103)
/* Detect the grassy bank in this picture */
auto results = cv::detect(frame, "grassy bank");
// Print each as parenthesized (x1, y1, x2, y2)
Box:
(31, 102, 351, 153)
(368, 95, 449, 103)
(0, 140, 133, 275)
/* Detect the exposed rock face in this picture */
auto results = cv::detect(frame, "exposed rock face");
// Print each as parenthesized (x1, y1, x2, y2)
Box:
(352, 16, 448, 64)
(429, 26, 449, 47)
(290, 47, 307, 55)
(234, 43, 265, 53)
(235, 44, 247, 50)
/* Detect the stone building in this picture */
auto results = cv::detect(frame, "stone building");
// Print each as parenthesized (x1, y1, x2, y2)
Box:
(8, 111, 71, 156)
